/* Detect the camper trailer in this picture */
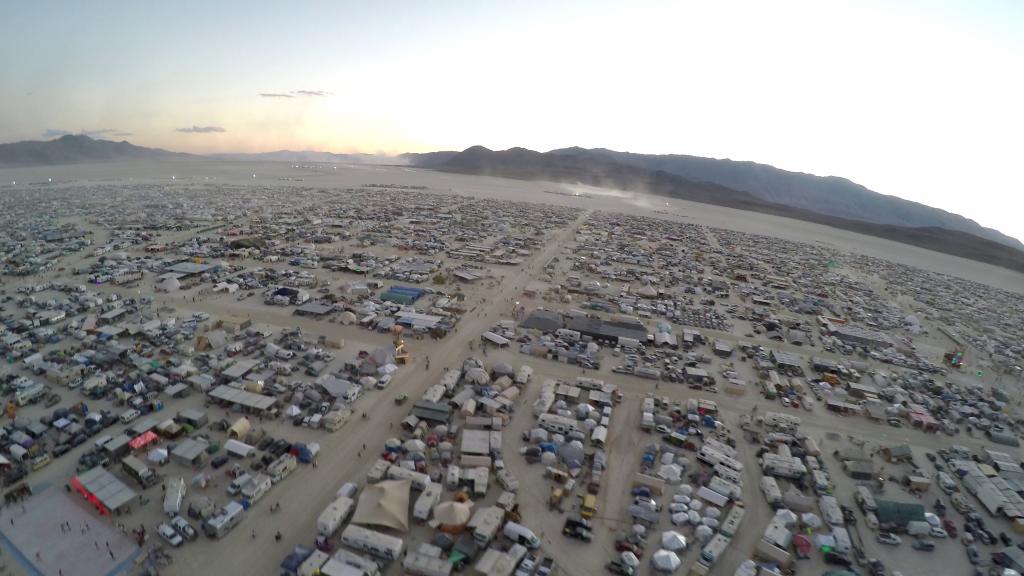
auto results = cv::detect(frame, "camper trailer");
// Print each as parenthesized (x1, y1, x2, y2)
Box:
(340, 525, 405, 561)
(537, 414, 580, 435)
(203, 501, 245, 539)
(317, 496, 355, 536)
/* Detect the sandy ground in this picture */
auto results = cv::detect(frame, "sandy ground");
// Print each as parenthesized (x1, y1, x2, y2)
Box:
(0, 160, 1019, 576)
(0, 486, 139, 576)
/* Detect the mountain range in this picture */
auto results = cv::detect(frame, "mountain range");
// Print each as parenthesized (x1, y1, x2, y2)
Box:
(0, 134, 187, 166)
(2, 135, 1022, 272)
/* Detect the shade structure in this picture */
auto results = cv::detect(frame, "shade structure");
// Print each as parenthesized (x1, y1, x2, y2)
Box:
(352, 479, 411, 532)
(284, 405, 301, 417)
(433, 501, 473, 532)
(338, 311, 357, 325)
(227, 417, 251, 439)
(129, 431, 159, 450)
(661, 531, 687, 551)
(651, 549, 681, 572)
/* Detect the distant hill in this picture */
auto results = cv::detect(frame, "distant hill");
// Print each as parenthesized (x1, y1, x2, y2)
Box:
(550, 147, 1021, 249)
(434, 146, 1024, 273)
(399, 151, 459, 167)
(0, 134, 189, 167)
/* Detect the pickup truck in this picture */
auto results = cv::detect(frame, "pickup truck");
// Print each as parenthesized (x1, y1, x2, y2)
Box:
(606, 559, 636, 575)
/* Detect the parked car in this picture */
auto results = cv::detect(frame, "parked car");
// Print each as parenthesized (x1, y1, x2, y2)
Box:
(157, 523, 183, 547)
(912, 539, 935, 551)
(210, 455, 229, 469)
(943, 519, 958, 537)
(170, 516, 197, 541)
(514, 555, 537, 576)
(966, 545, 980, 565)
(824, 552, 852, 567)
(877, 532, 902, 546)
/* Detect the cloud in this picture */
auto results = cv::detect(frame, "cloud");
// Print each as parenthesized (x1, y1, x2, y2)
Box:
(259, 90, 332, 98)
(42, 129, 72, 138)
(176, 125, 227, 134)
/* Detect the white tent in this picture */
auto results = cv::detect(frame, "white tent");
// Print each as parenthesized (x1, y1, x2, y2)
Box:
(657, 464, 683, 484)
(661, 531, 687, 551)
(352, 479, 411, 532)
(801, 512, 822, 528)
(404, 439, 427, 454)
(775, 508, 798, 526)
(284, 405, 302, 417)
(651, 549, 681, 572)
(148, 448, 169, 464)
(433, 501, 473, 529)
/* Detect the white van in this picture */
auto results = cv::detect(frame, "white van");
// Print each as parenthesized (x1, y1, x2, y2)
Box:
(119, 409, 140, 424)
(227, 473, 252, 496)
(503, 522, 540, 549)
(94, 434, 113, 450)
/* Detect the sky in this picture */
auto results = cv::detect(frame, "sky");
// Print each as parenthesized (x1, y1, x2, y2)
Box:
(1, 0, 1022, 239)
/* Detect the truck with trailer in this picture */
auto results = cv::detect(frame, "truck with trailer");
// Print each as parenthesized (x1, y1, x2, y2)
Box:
(122, 455, 158, 488)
